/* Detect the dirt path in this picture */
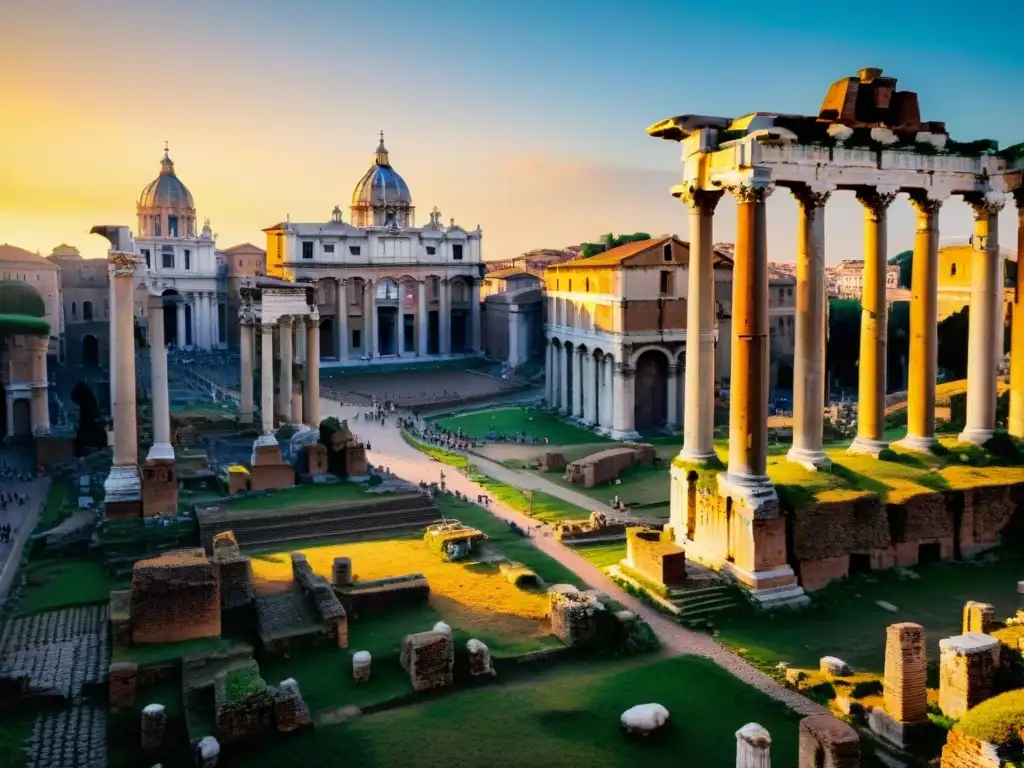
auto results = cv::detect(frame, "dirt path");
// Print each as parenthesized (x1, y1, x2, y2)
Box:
(321, 400, 827, 718)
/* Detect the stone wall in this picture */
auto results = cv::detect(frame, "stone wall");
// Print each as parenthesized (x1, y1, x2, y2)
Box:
(797, 714, 860, 767)
(400, 629, 454, 692)
(130, 549, 221, 644)
(624, 527, 686, 588)
(939, 730, 1003, 768)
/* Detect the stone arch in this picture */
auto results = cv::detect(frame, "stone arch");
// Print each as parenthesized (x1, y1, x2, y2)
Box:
(11, 398, 30, 436)
(315, 277, 336, 307)
(375, 277, 400, 302)
(82, 300, 94, 322)
(319, 317, 334, 360)
(630, 344, 672, 368)
(634, 348, 669, 431)
(82, 334, 100, 368)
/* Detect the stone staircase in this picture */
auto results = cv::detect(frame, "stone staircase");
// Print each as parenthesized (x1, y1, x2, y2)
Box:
(664, 583, 744, 626)
(197, 493, 443, 552)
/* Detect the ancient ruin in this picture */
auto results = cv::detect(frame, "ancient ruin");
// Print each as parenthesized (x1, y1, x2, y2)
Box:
(563, 444, 655, 487)
(129, 549, 221, 645)
(548, 584, 607, 647)
(870, 622, 928, 747)
(939, 633, 1000, 718)
(400, 628, 455, 692)
(797, 714, 860, 768)
(963, 600, 996, 635)
(619, 526, 687, 589)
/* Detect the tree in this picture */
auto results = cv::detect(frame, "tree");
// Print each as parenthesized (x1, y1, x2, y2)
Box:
(889, 250, 913, 289)
(579, 232, 653, 258)
(825, 299, 862, 391)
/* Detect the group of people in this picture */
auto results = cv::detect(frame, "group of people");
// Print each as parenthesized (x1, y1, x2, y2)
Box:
(0, 523, 13, 544)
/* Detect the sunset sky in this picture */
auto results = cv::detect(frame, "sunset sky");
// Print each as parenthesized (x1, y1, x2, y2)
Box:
(2, 0, 1023, 262)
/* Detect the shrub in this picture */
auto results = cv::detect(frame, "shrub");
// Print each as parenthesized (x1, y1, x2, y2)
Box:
(955, 689, 1024, 747)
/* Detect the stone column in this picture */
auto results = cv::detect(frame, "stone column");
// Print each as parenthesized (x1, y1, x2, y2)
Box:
(305, 312, 320, 427)
(260, 323, 275, 434)
(545, 340, 554, 406)
(417, 280, 428, 355)
(146, 296, 173, 460)
(176, 300, 186, 349)
(471, 278, 482, 352)
(612, 363, 636, 438)
(104, 250, 142, 507)
(939, 633, 1000, 718)
(198, 292, 209, 349)
(960, 194, 1005, 445)
(278, 318, 293, 423)
(560, 345, 571, 415)
(788, 185, 831, 471)
(721, 184, 774, 500)
(509, 308, 521, 368)
(850, 189, 897, 456)
(573, 348, 584, 418)
(681, 189, 723, 463)
(603, 356, 614, 430)
(735, 723, 771, 768)
(109, 278, 118, 409)
(336, 278, 348, 360)
(439, 279, 450, 355)
(899, 194, 944, 453)
(363, 281, 376, 358)
(584, 354, 597, 424)
(239, 313, 254, 423)
(666, 364, 680, 429)
(883, 622, 928, 725)
(27, 336, 49, 435)
(1011, 192, 1024, 438)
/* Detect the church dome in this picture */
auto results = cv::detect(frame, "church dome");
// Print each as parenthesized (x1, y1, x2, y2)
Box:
(139, 148, 195, 210)
(350, 133, 412, 208)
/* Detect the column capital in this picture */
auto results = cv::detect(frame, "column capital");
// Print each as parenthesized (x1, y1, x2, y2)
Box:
(907, 191, 946, 216)
(107, 251, 138, 277)
(791, 184, 833, 211)
(963, 192, 1007, 217)
(260, 320, 276, 332)
(729, 183, 774, 204)
(308, 309, 320, 325)
(674, 186, 724, 213)
(856, 188, 899, 216)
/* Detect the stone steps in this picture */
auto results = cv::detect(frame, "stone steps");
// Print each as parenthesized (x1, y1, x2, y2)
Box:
(667, 586, 743, 623)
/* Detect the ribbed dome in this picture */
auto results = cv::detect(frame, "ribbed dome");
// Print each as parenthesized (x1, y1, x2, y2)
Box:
(350, 133, 412, 208)
(139, 148, 194, 210)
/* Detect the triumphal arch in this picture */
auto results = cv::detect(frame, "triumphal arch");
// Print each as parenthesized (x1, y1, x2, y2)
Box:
(649, 68, 1024, 606)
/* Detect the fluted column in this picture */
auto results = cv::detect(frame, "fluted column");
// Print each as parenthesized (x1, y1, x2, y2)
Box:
(666, 363, 680, 429)
(721, 184, 774, 499)
(560, 345, 571, 415)
(788, 185, 832, 471)
(545, 340, 554, 406)
(109, 278, 117, 410)
(439, 279, 451, 355)
(305, 312, 320, 427)
(471, 278, 482, 352)
(278, 317, 293, 423)
(239, 313, 254, 423)
(899, 193, 944, 453)
(417, 280, 428, 355)
(363, 281, 376, 358)
(584, 354, 597, 424)
(260, 323, 275, 434)
(960, 193, 1005, 444)
(612, 363, 635, 437)
(735, 723, 771, 768)
(850, 189, 897, 456)
(104, 250, 142, 505)
(336, 278, 348, 360)
(680, 189, 723, 463)
(1011, 192, 1024, 438)
(176, 300, 186, 349)
(146, 296, 173, 460)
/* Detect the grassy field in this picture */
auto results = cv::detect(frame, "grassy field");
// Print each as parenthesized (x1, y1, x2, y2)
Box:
(712, 550, 1024, 675)
(112, 636, 235, 666)
(227, 481, 375, 511)
(15, 558, 112, 615)
(229, 654, 802, 768)
(433, 406, 610, 445)
(574, 542, 627, 570)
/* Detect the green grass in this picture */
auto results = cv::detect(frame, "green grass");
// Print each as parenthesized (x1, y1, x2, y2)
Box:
(0, 709, 33, 768)
(712, 551, 1024, 675)
(574, 542, 627, 570)
(34, 479, 71, 533)
(436, 496, 585, 589)
(16, 558, 111, 615)
(230, 655, 802, 768)
(433, 406, 609, 445)
(111, 636, 234, 666)
(530, 461, 671, 508)
(227, 481, 374, 511)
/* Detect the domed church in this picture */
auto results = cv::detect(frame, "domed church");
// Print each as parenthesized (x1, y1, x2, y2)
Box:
(263, 133, 484, 365)
(133, 145, 223, 350)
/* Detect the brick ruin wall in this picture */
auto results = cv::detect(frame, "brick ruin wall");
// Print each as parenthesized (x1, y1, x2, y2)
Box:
(790, 484, 1022, 591)
(940, 730, 1003, 768)
(400, 630, 454, 692)
(797, 714, 861, 768)
(564, 445, 654, 488)
(130, 549, 221, 645)
(217, 557, 254, 612)
(626, 529, 687, 587)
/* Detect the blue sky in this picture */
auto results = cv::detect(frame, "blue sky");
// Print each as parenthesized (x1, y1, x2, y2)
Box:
(2, 0, 1022, 260)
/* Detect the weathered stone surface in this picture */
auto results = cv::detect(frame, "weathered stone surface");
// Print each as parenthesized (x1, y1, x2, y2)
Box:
(798, 713, 860, 767)
(939, 633, 1000, 718)
(273, 678, 312, 733)
(620, 703, 669, 736)
(400, 630, 454, 692)
(548, 584, 605, 648)
(130, 549, 220, 645)
(962, 601, 995, 635)
(819, 656, 850, 677)
(467, 639, 494, 678)
(332, 557, 352, 587)
(883, 622, 927, 724)
(141, 703, 167, 751)
(352, 651, 371, 683)
(939, 729, 1001, 768)
(109, 662, 138, 708)
(623, 527, 686, 588)
(735, 722, 772, 767)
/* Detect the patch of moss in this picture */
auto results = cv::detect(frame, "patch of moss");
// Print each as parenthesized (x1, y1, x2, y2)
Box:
(955, 689, 1024, 747)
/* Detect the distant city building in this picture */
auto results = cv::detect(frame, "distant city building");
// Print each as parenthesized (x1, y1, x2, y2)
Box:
(134, 146, 224, 350)
(480, 268, 544, 370)
(264, 134, 483, 364)
(487, 248, 578, 274)
(49, 244, 108, 367)
(828, 259, 900, 299)
(217, 243, 266, 348)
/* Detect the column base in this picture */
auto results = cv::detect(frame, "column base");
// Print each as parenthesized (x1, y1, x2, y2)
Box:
(717, 471, 777, 511)
(957, 427, 995, 446)
(103, 464, 142, 504)
(786, 446, 831, 472)
(847, 435, 889, 457)
(146, 442, 175, 463)
(609, 429, 641, 441)
(677, 446, 717, 465)
(894, 434, 937, 454)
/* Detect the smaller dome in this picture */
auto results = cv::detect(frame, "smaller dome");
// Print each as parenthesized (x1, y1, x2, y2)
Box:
(139, 147, 195, 210)
(0, 280, 46, 317)
(350, 133, 412, 208)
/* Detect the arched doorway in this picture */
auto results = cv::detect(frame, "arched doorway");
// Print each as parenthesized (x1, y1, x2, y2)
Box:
(83, 334, 99, 368)
(319, 317, 334, 360)
(376, 278, 399, 356)
(161, 289, 180, 348)
(12, 399, 30, 436)
(634, 349, 668, 430)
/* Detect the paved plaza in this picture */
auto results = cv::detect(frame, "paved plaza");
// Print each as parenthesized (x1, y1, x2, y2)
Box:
(321, 367, 521, 407)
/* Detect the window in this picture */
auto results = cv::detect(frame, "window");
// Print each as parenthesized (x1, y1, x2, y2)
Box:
(352, 329, 362, 348)
(71, 302, 76, 319)
(660, 271, 671, 295)
(349, 246, 361, 256)
(663, 243, 672, 262)
(431, 279, 439, 298)
(426, 246, 436, 255)
(324, 244, 335, 253)
(568, 279, 573, 292)
(302, 241, 314, 260)
(184, 249, 191, 270)
(585, 278, 590, 292)
(162, 247, 174, 269)
(83, 301, 93, 321)
(168, 215, 178, 238)
(141, 248, 151, 268)
(154, 216, 161, 237)
(452, 244, 463, 261)
(951, 263, 957, 277)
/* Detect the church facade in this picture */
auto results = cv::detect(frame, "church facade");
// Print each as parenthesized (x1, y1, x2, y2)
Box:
(264, 134, 484, 364)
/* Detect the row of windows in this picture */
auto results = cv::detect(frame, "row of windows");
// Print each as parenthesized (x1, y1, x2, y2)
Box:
(69, 300, 108, 321)
(314, 277, 466, 305)
(300, 242, 458, 260)
(1, 272, 42, 282)
(142, 248, 191, 271)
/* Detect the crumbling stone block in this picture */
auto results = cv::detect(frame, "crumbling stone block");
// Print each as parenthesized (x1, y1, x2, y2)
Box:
(195, 735, 220, 768)
(798, 714, 860, 768)
(939, 729, 1002, 768)
(622, 527, 687, 588)
(735, 722, 772, 767)
(216, 556, 253, 612)
(274, 678, 312, 733)
(819, 656, 851, 677)
(883, 622, 928, 724)
(108, 662, 138, 708)
(109, 589, 132, 648)
(332, 557, 352, 587)
(939, 633, 1000, 718)
(130, 549, 221, 645)
(539, 451, 566, 472)
(141, 703, 167, 751)
(400, 629, 454, 692)
(563, 444, 654, 487)
(962, 601, 995, 635)
(467, 638, 494, 678)
(549, 584, 605, 648)
(353, 651, 371, 683)
(212, 531, 241, 560)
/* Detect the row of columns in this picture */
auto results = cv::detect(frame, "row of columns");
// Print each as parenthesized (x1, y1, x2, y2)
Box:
(545, 343, 633, 436)
(329, 277, 482, 360)
(239, 311, 321, 432)
(679, 182, 1021, 502)
(171, 290, 220, 350)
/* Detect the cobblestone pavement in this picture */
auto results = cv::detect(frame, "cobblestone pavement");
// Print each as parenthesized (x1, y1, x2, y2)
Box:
(322, 398, 828, 718)
(0, 606, 109, 767)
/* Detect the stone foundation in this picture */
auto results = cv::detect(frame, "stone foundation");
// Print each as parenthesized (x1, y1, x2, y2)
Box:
(939, 730, 1003, 768)
(939, 633, 1000, 718)
(130, 549, 221, 644)
(881, 622, 928, 740)
(141, 460, 178, 517)
(548, 584, 605, 647)
(798, 714, 860, 767)
(963, 601, 995, 635)
(400, 629, 454, 692)
(623, 527, 687, 588)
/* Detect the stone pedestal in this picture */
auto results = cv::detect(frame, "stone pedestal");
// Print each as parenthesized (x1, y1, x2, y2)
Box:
(939, 633, 1000, 718)
(332, 557, 352, 587)
(883, 622, 928, 725)
(735, 722, 771, 768)
(798, 714, 860, 768)
(962, 601, 995, 635)
(141, 462, 178, 517)
(249, 434, 294, 492)
(141, 703, 167, 751)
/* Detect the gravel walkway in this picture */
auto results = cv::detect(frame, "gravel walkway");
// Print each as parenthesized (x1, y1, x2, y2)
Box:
(322, 399, 828, 717)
